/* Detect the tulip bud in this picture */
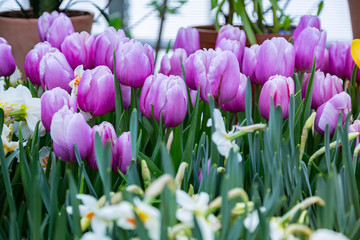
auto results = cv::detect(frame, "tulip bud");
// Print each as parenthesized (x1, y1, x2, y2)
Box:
(329, 41, 350, 79)
(255, 37, 295, 85)
(314, 92, 351, 136)
(160, 48, 187, 77)
(258, 75, 295, 120)
(50, 107, 92, 162)
(216, 38, 244, 70)
(39, 51, 74, 92)
(24, 42, 58, 85)
(92, 27, 128, 71)
(115, 39, 154, 88)
(349, 120, 360, 148)
(140, 74, 188, 127)
(115, 131, 132, 174)
(77, 66, 115, 116)
(293, 15, 321, 41)
(216, 24, 246, 47)
(319, 48, 330, 74)
(221, 73, 248, 112)
(38, 11, 75, 49)
(88, 122, 118, 170)
(61, 31, 96, 70)
(345, 45, 360, 81)
(41, 87, 77, 131)
(302, 71, 343, 109)
(0, 37, 16, 77)
(185, 48, 240, 105)
(294, 27, 327, 72)
(241, 45, 260, 83)
(173, 27, 200, 56)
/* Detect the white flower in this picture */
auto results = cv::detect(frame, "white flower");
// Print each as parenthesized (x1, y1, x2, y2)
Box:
(39, 146, 51, 172)
(0, 67, 22, 88)
(1, 124, 18, 155)
(243, 207, 266, 233)
(69, 65, 84, 96)
(310, 229, 349, 240)
(0, 80, 4, 92)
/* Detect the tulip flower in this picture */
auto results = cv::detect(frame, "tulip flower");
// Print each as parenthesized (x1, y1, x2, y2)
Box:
(160, 48, 187, 77)
(255, 37, 295, 85)
(293, 15, 321, 40)
(37, 11, 75, 49)
(41, 87, 77, 131)
(302, 71, 343, 110)
(329, 41, 350, 79)
(92, 27, 128, 71)
(185, 48, 240, 105)
(24, 41, 59, 86)
(115, 39, 154, 88)
(173, 27, 200, 56)
(0, 37, 16, 77)
(115, 131, 132, 174)
(351, 39, 360, 69)
(241, 45, 260, 83)
(345, 44, 360, 81)
(50, 107, 92, 162)
(258, 75, 295, 120)
(349, 120, 360, 148)
(39, 51, 74, 92)
(61, 31, 96, 70)
(314, 92, 351, 136)
(215, 24, 246, 47)
(140, 74, 188, 127)
(294, 27, 327, 72)
(77, 66, 115, 116)
(320, 48, 330, 74)
(216, 38, 244, 70)
(221, 73, 248, 112)
(88, 122, 118, 170)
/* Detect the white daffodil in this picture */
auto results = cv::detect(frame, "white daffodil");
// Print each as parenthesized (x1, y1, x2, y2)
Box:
(69, 65, 84, 96)
(0, 67, 22, 88)
(309, 229, 349, 240)
(0, 80, 4, 92)
(243, 207, 266, 233)
(1, 124, 18, 155)
(39, 146, 51, 172)
(268, 219, 295, 240)
(175, 190, 220, 240)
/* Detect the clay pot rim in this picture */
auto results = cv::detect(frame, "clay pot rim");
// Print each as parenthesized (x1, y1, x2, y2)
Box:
(193, 24, 296, 35)
(0, 9, 94, 20)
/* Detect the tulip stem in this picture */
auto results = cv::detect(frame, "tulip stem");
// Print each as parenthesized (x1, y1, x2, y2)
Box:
(132, 87, 138, 110)
(4, 76, 10, 90)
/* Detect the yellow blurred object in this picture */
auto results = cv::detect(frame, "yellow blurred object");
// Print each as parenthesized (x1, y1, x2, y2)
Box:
(351, 39, 360, 68)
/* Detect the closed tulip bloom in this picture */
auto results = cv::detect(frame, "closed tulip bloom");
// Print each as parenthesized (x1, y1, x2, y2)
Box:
(115, 39, 154, 88)
(221, 73, 247, 112)
(160, 48, 188, 77)
(349, 120, 360, 147)
(50, 107, 92, 162)
(88, 122, 118, 170)
(92, 27, 127, 71)
(345, 45, 360, 81)
(0, 37, 16, 77)
(216, 38, 244, 70)
(241, 45, 260, 83)
(39, 51, 74, 92)
(41, 87, 77, 131)
(293, 15, 321, 40)
(140, 74, 188, 127)
(329, 41, 350, 79)
(320, 48, 330, 74)
(61, 31, 96, 70)
(115, 131, 132, 174)
(255, 37, 295, 85)
(216, 24, 246, 47)
(38, 11, 75, 49)
(24, 42, 58, 86)
(185, 48, 240, 105)
(314, 92, 351, 136)
(295, 27, 326, 72)
(302, 71, 343, 109)
(173, 27, 200, 56)
(77, 66, 115, 116)
(258, 75, 295, 120)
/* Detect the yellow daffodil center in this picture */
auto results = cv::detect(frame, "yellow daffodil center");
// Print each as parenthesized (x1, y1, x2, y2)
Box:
(86, 212, 95, 220)
(74, 75, 81, 87)
(126, 210, 149, 226)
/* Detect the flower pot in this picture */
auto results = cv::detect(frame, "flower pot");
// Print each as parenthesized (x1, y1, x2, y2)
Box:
(0, 10, 94, 80)
(194, 25, 293, 49)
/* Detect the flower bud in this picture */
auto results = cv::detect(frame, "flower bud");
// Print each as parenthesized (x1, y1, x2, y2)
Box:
(160, 48, 187, 77)
(293, 15, 321, 40)
(221, 73, 248, 112)
(329, 41, 350, 79)
(0, 37, 16, 77)
(345, 44, 360, 81)
(173, 27, 200, 56)
(241, 45, 260, 83)
(115, 131, 132, 174)
(320, 48, 330, 74)
(216, 24, 246, 48)
(216, 38, 244, 70)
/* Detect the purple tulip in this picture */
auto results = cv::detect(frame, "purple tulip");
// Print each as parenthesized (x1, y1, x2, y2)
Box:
(215, 24, 246, 48)
(120, 84, 131, 110)
(24, 42, 58, 86)
(241, 45, 260, 83)
(140, 74, 188, 127)
(61, 31, 96, 70)
(329, 41, 350, 79)
(115, 131, 132, 174)
(41, 87, 77, 131)
(0, 37, 16, 77)
(216, 38, 244, 70)
(77, 66, 115, 116)
(190, 89, 198, 108)
(185, 48, 240, 105)
(294, 27, 326, 72)
(255, 37, 295, 85)
(50, 107, 92, 162)
(39, 51, 74, 92)
(349, 120, 360, 148)
(92, 27, 128, 71)
(258, 75, 295, 120)
(293, 15, 321, 40)
(320, 48, 330, 74)
(38, 11, 75, 49)
(221, 73, 248, 112)
(302, 71, 343, 109)
(314, 92, 351, 136)
(115, 39, 154, 88)
(160, 48, 188, 77)
(173, 27, 200, 56)
(88, 122, 118, 170)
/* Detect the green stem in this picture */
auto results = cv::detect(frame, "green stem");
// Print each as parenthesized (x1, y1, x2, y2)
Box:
(272, 6, 279, 33)
(228, 0, 235, 25)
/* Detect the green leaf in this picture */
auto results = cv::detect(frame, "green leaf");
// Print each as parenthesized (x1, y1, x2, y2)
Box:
(67, 172, 81, 238)
(138, 151, 162, 176)
(161, 143, 175, 177)
(235, 0, 257, 44)
(130, 109, 138, 161)
(114, 50, 124, 135)
(300, 57, 316, 128)
(317, 0, 324, 16)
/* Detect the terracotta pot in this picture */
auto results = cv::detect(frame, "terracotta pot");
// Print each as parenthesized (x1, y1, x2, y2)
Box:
(0, 10, 94, 79)
(194, 25, 293, 49)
